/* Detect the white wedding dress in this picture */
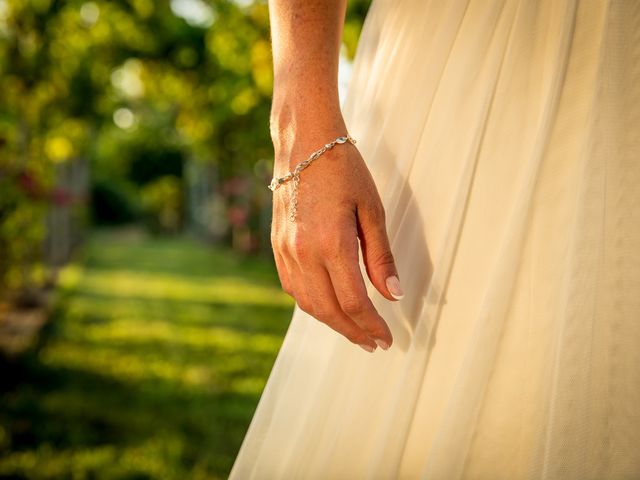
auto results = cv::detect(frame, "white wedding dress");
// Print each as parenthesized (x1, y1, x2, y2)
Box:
(230, 0, 640, 478)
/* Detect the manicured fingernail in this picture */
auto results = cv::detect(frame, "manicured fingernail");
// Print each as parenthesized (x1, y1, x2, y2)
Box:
(375, 339, 390, 350)
(359, 343, 375, 353)
(385, 275, 404, 300)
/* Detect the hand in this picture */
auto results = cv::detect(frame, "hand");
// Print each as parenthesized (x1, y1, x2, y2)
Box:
(270, 124, 404, 352)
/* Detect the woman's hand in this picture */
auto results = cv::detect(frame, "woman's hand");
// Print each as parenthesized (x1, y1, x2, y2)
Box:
(270, 118, 404, 352)
(266, 0, 401, 351)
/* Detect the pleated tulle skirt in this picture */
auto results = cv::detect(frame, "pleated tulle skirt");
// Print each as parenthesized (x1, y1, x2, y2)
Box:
(230, 0, 640, 478)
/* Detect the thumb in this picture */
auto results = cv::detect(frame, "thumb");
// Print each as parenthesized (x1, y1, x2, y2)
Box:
(357, 201, 404, 301)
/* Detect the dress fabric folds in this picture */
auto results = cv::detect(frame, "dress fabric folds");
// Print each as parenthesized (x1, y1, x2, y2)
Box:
(230, 0, 640, 478)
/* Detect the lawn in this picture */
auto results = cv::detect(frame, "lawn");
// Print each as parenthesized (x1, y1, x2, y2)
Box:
(0, 229, 293, 479)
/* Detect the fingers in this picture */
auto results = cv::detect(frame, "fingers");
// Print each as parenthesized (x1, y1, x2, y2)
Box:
(323, 232, 393, 349)
(272, 209, 398, 351)
(356, 200, 404, 302)
(300, 263, 378, 352)
(289, 230, 378, 352)
(276, 224, 382, 352)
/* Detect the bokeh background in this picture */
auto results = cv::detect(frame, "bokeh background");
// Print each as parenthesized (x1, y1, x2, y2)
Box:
(0, 1, 370, 478)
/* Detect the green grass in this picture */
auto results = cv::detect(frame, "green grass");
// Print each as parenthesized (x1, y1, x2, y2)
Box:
(0, 229, 293, 479)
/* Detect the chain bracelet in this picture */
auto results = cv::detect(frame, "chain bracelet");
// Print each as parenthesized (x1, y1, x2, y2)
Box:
(268, 134, 356, 222)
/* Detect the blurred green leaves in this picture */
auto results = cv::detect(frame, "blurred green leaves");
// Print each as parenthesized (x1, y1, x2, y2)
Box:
(0, 0, 371, 292)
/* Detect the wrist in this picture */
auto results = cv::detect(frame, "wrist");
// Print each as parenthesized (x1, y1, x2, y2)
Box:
(270, 99, 348, 170)
(270, 90, 343, 133)
(270, 70, 342, 137)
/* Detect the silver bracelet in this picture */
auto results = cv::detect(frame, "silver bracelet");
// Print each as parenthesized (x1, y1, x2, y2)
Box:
(268, 134, 356, 222)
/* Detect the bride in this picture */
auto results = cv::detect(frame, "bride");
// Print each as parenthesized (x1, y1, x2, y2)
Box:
(231, 0, 640, 478)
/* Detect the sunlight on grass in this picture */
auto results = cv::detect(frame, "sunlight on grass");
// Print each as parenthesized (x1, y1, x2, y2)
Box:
(40, 328, 281, 392)
(0, 230, 294, 479)
(79, 270, 291, 307)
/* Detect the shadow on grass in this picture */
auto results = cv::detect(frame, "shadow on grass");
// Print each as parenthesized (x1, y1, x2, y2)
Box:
(0, 230, 293, 479)
(1, 350, 261, 479)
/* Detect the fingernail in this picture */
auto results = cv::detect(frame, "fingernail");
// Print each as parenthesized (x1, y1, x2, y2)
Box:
(385, 275, 404, 300)
(375, 339, 390, 350)
(358, 343, 375, 353)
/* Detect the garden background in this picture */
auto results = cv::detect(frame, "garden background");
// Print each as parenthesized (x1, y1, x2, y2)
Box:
(0, 0, 370, 478)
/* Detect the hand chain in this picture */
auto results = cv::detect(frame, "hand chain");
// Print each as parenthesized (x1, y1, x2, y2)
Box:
(268, 134, 356, 222)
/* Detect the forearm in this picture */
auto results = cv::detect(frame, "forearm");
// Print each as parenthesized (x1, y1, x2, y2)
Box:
(268, 0, 348, 161)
